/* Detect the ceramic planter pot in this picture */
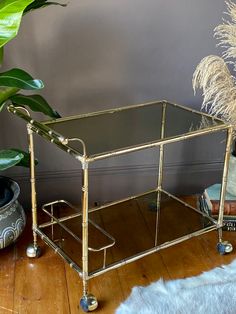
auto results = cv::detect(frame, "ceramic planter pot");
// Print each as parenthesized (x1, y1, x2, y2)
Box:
(226, 154, 236, 196)
(0, 176, 26, 249)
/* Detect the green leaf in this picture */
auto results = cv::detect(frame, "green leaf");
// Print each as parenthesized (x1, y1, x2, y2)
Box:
(24, 0, 66, 14)
(0, 68, 44, 90)
(10, 93, 61, 118)
(0, 86, 19, 109)
(9, 148, 38, 168)
(0, 149, 24, 171)
(0, 0, 34, 49)
(0, 148, 38, 171)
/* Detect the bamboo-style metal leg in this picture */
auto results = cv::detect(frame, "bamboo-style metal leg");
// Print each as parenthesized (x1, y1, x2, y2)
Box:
(155, 102, 166, 246)
(26, 124, 41, 258)
(79, 160, 98, 312)
(217, 126, 233, 255)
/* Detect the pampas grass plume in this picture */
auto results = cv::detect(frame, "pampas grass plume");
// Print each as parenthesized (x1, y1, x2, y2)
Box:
(193, 0, 236, 134)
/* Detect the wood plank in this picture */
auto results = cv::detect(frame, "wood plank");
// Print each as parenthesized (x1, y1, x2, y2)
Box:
(198, 231, 236, 268)
(159, 238, 212, 279)
(100, 200, 171, 300)
(0, 245, 15, 314)
(0, 209, 33, 314)
(65, 264, 124, 314)
(13, 242, 70, 314)
(12, 212, 71, 314)
(65, 207, 124, 314)
(1, 197, 236, 313)
(158, 196, 214, 279)
(100, 200, 156, 263)
(138, 195, 228, 279)
(157, 196, 236, 279)
(66, 199, 170, 313)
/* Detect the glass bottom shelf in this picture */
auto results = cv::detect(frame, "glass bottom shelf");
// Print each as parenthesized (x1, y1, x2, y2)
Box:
(36, 190, 217, 278)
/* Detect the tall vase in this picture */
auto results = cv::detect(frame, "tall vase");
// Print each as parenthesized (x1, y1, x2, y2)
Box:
(226, 154, 236, 196)
(0, 176, 26, 249)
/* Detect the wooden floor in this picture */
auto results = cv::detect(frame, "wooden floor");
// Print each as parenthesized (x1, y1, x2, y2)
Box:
(1, 197, 236, 314)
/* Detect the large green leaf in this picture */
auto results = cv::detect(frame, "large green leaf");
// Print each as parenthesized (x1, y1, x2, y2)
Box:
(0, 149, 24, 171)
(0, 148, 37, 171)
(24, 0, 66, 14)
(0, 0, 34, 49)
(0, 86, 19, 109)
(9, 148, 38, 168)
(10, 93, 61, 118)
(0, 68, 44, 90)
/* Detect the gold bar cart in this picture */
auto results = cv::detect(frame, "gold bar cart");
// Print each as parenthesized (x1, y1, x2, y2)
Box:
(8, 100, 233, 312)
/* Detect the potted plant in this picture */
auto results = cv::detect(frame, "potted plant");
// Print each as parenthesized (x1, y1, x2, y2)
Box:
(193, 0, 236, 195)
(0, 0, 65, 249)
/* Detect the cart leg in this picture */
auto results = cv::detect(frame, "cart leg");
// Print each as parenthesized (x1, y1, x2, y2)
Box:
(79, 161, 98, 312)
(26, 124, 41, 258)
(216, 126, 233, 255)
(155, 102, 166, 246)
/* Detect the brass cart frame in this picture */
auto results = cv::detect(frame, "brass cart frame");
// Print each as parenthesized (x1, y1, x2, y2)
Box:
(8, 100, 233, 312)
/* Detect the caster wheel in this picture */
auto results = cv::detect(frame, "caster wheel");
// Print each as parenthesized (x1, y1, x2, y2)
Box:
(217, 241, 233, 255)
(80, 294, 98, 312)
(26, 243, 41, 258)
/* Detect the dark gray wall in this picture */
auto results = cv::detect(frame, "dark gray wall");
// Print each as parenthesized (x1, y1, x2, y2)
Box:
(0, 0, 228, 206)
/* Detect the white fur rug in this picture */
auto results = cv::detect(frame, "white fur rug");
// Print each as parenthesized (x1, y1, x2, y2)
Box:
(116, 259, 236, 314)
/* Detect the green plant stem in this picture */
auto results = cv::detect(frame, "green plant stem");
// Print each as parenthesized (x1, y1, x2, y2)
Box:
(0, 87, 20, 109)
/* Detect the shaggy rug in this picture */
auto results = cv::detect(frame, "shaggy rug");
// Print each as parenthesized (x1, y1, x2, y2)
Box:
(116, 260, 236, 314)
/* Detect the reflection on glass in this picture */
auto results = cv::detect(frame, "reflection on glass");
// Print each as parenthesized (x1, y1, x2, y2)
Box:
(44, 102, 223, 158)
(39, 191, 215, 274)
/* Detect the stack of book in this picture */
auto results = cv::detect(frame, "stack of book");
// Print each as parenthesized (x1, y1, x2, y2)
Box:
(199, 184, 236, 231)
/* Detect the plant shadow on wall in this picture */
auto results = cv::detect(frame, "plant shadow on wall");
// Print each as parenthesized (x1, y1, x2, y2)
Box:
(193, 0, 236, 196)
(0, 0, 65, 249)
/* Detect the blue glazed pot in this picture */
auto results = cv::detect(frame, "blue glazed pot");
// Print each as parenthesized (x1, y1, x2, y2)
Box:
(0, 176, 26, 249)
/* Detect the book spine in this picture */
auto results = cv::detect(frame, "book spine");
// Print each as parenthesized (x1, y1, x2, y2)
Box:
(211, 215, 236, 231)
(198, 196, 236, 232)
(210, 201, 236, 215)
(223, 221, 236, 232)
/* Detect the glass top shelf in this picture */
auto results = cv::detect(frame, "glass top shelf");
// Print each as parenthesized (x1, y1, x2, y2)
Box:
(42, 101, 226, 161)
